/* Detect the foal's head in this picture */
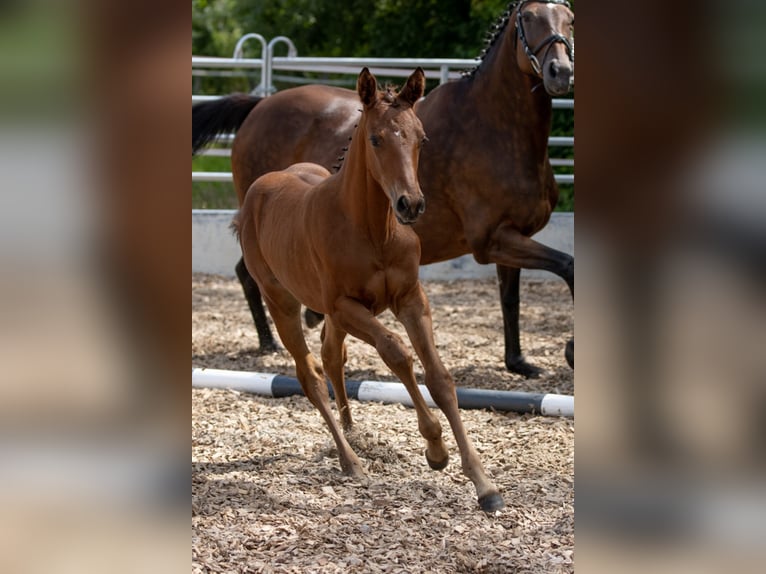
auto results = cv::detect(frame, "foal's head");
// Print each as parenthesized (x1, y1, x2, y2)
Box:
(356, 67, 427, 225)
(514, 0, 574, 95)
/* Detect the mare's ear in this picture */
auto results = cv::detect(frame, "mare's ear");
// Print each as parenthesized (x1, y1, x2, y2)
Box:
(399, 67, 426, 107)
(357, 67, 378, 108)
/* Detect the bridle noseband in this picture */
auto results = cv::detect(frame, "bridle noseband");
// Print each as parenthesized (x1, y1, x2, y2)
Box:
(514, 0, 574, 77)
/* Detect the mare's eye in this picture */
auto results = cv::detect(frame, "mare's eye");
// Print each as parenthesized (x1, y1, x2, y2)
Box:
(370, 134, 381, 147)
(521, 12, 533, 22)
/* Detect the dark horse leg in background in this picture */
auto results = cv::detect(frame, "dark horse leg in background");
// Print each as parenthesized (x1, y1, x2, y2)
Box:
(496, 265, 542, 378)
(496, 265, 575, 377)
(235, 257, 278, 352)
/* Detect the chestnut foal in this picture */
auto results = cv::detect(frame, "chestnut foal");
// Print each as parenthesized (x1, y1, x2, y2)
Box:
(233, 68, 503, 512)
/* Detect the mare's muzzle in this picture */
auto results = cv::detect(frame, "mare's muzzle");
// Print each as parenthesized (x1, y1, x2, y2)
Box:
(544, 57, 573, 96)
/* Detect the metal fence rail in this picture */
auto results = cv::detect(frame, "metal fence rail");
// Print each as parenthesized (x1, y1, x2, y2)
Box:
(192, 34, 574, 186)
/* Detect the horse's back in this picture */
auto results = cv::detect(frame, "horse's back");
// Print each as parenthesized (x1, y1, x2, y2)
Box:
(245, 165, 323, 225)
(283, 162, 332, 187)
(232, 84, 359, 204)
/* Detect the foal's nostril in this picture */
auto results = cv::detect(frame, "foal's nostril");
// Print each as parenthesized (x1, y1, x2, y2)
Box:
(416, 197, 426, 215)
(549, 60, 559, 79)
(396, 196, 410, 215)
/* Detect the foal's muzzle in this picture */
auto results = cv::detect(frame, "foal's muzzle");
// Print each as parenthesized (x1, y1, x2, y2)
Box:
(395, 194, 426, 225)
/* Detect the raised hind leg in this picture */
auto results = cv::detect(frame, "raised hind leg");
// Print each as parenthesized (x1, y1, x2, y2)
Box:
(257, 278, 364, 478)
(320, 317, 352, 431)
(396, 284, 504, 513)
(331, 297, 450, 472)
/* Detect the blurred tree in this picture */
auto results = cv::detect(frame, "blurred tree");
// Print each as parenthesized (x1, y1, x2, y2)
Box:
(192, 0, 511, 58)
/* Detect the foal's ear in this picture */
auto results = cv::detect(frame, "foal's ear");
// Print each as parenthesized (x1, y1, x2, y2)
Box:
(399, 67, 426, 107)
(357, 67, 378, 108)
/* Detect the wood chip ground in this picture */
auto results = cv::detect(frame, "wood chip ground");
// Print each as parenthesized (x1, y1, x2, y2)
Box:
(193, 274, 573, 573)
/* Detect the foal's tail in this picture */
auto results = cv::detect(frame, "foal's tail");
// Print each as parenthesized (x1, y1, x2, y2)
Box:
(192, 93, 262, 155)
(230, 211, 242, 242)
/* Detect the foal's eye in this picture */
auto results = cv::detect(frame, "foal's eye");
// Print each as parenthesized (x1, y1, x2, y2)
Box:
(370, 134, 381, 147)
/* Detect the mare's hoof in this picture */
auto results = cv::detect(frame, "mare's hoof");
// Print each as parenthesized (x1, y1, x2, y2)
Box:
(257, 341, 280, 354)
(478, 492, 505, 513)
(505, 356, 542, 379)
(304, 308, 325, 328)
(425, 451, 449, 471)
(565, 338, 574, 369)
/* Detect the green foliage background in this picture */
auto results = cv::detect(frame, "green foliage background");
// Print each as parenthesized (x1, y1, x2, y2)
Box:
(192, 0, 573, 210)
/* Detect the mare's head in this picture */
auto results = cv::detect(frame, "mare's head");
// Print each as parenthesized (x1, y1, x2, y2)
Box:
(356, 67, 427, 225)
(514, 0, 574, 95)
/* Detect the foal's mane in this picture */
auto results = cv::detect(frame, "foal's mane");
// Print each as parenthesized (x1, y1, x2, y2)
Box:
(332, 83, 404, 172)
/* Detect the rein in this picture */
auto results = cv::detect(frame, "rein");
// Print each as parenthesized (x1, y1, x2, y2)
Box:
(513, 0, 574, 77)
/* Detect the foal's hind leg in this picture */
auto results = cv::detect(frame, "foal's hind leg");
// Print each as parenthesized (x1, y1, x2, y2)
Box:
(331, 297, 450, 471)
(320, 317, 352, 431)
(259, 283, 364, 477)
(235, 257, 278, 352)
(396, 284, 504, 512)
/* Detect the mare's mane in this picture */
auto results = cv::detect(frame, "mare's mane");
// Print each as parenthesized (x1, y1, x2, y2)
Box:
(462, 1, 518, 79)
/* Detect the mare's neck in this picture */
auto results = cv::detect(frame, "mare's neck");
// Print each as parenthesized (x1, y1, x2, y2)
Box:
(336, 114, 397, 243)
(467, 19, 552, 147)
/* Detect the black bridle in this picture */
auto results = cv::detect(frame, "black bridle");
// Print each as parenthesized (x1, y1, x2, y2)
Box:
(514, 0, 574, 76)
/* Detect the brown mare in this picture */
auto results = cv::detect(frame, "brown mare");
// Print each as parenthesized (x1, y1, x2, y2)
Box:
(193, 0, 575, 377)
(233, 68, 503, 512)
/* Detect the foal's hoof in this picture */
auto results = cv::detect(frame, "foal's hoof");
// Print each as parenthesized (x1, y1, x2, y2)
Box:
(478, 492, 505, 513)
(304, 308, 325, 328)
(505, 355, 543, 379)
(340, 460, 366, 479)
(565, 338, 574, 369)
(425, 451, 449, 471)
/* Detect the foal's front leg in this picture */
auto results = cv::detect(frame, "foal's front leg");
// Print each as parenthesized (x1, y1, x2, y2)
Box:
(395, 284, 504, 512)
(258, 286, 364, 478)
(331, 298, 450, 469)
(320, 317, 353, 431)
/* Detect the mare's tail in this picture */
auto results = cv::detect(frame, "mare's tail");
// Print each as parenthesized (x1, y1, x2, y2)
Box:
(192, 93, 262, 155)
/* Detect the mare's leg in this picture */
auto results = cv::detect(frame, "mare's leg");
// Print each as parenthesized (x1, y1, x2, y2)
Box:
(477, 227, 574, 369)
(496, 265, 542, 378)
(396, 284, 504, 512)
(305, 308, 325, 328)
(235, 257, 278, 352)
(330, 297, 450, 471)
(320, 317, 352, 431)
(258, 281, 364, 477)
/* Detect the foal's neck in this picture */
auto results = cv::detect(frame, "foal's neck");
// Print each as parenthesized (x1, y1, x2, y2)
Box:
(336, 112, 397, 244)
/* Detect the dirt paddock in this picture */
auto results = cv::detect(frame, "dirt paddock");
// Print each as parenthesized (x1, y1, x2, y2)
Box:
(192, 273, 574, 573)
